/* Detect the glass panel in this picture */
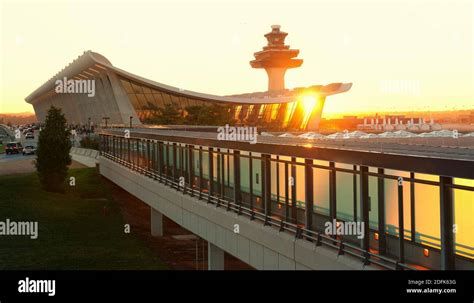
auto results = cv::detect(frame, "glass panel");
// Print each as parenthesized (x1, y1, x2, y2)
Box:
(245, 105, 254, 121)
(193, 149, 200, 177)
(234, 106, 242, 120)
(171, 95, 182, 110)
(136, 94, 147, 108)
(271, 156, 279, 203)
(384, 169, 411, 239)
(313, 165, 329, 215)
(120, 79, 133, 94)
(187, 98, 197, 107)
(127, 94, 140, 109)
(283, 101, 297, 128)
(167, 144, 174, 167)
(145, 94, 158, 109)
(258, 105, 266, 119)
(336, 163, 355, 221)
(414, 173, 440, 248)
(131, 82, 143, 94)
(240, 153, 250, 193)
(263, 104, 273, 122)
(228, 151, 234, 186)
(239, 105, 249, 122)
(153, 93, 165, 108)
(278, 156, 291, 206)
(201, 150, 209, 181)
(162, 92, 172, 105)
(271, 104, 281, 121)
(252, 153, 262, 196)
(142, 85, 152, 94)
(454, 178, 474, 259)
(176, 145, 181, 171)
(212, 152, 218, 182)
(180, 97, 190, 110)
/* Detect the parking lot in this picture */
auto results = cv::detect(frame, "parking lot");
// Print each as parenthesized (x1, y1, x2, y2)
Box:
(0, 128, 85, 175)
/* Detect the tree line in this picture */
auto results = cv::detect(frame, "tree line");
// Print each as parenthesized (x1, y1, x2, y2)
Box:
(143, 104, 235, 126)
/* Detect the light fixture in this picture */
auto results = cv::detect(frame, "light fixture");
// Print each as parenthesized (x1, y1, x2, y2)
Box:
(374, 232, 379, 241)
(423, 248, 430, 257)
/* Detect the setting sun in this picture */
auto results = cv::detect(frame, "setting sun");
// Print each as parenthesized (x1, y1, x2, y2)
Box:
(299, 94, 317, 129)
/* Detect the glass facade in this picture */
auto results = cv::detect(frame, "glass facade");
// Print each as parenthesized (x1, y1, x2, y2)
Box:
(118, 77, 317, 130)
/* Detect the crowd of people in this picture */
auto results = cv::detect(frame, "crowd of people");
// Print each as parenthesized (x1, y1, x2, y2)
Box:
(68, 124, 96, 136)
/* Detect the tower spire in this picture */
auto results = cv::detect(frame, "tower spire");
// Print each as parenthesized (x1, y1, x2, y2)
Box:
(250, 25, 303, 91)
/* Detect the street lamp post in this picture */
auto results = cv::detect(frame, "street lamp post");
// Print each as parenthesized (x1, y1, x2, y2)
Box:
(103, 117, 110, 128)
(87, 117, 92, 137)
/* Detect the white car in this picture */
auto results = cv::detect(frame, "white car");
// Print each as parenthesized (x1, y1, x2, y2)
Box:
(22, 145, 36, 155)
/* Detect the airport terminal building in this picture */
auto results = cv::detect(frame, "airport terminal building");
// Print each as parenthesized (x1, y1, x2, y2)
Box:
(25, 26, 351, 130)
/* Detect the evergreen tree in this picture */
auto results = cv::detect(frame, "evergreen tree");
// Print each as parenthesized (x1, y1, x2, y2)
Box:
(35, 106, 71, 192)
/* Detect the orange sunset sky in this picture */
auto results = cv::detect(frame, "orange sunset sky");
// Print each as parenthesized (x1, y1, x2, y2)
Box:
(0, 0, 473, 118)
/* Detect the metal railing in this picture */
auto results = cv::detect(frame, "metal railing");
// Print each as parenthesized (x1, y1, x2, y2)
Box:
(99, 131, 474, 270)
(101, 150, 418, 270)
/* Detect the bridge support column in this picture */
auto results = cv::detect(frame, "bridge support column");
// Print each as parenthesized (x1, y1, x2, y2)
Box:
(208, 243, 224, 270)
(150, 208, 164, 237)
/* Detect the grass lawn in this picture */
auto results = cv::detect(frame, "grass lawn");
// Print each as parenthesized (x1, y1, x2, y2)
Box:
(0, 168, 167, 270)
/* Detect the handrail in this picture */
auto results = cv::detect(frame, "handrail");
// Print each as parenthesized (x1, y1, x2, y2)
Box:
(101, 151, 420, 271)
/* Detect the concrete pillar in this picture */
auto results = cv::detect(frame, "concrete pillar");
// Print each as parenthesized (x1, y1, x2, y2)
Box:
(150, 208, 164, 237)
(265, 67, 287, 91)
(208, 243, 224, 270)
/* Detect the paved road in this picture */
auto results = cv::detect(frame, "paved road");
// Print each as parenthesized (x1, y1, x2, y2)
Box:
(1, 129, 38, 160)
(0, 152, 35, 163)
(0, 129, 38, 174)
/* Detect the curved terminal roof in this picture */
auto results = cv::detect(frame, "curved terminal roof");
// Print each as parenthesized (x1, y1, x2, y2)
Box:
(25, 51, 352, 105)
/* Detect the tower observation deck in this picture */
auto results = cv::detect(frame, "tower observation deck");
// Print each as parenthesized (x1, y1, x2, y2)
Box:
(250, 25, 303, 91)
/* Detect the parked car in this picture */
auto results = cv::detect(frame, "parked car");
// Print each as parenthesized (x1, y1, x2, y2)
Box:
(5, 142, 23, 154)
(22, 145, 36, 155)
(25, 133, 35, 140)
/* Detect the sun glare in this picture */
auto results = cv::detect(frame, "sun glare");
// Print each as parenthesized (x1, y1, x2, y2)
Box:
(299, 94, 317, 129)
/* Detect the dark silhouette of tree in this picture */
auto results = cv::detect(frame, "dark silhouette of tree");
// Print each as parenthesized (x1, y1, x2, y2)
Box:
(184, 104, 234, 126)
(35, 106, 71, 192)
(143, 104, 183, 125)
(142, 103, 235, 126)
(184, 105, 204, 125)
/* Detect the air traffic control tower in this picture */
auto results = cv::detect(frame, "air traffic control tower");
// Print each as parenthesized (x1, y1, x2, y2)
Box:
(250, 25, 303, 91)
